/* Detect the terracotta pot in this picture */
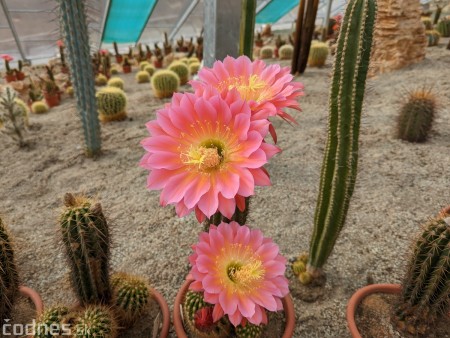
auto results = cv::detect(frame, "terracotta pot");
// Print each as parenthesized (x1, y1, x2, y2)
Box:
(274, 48, 279, 58)
(347, 283, 401, 338)
(19, 285, 44, 314)
(16, 71, 25, 81)
(115, 55, 123, 64)
(61, 66, 69, 74)
(122, 65, 132, 73)
(5, 73, 17, 83)
(44, 92, 60, 108)
(255, 41, 264, 48)
(153, 60, 163, 69)
(174, 279, 296, 338)
(150, 287, 171, 338)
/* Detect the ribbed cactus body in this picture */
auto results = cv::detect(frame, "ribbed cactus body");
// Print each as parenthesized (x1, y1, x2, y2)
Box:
(73, 305, 117, 338)
(307, 42, 329, 67)
(111, 272, 150, 327)
(188, 57, 200, 65)
(425, 30, 440, 46)
(139, 61, 151, 71)
(33, 306, 70, 338)
(144, 65, 155, 76)
(394, 212, 450, 335)
(96, 87, 127, 122)
(106, 77, 124, 90)
(307, 0, 377, 277)
(31, 101, 49, 114)
(436, 19, 450, 37)
(189, 62, 201, 76)
(239, 0, 257, 59)
(279, 44, 294, 60)
(0, 217, 19, 324)
(58, 0, 101, 157)
(95, 74, 108, 86)
(235, 323, 263, 338)
(396, 89, 436, 143)
(151, 70, 180, 98)
(59, 193, 111, 305)
(259, 46, 273, 59)
(136, 70, 151, 84)
(168, 62, 189, 85)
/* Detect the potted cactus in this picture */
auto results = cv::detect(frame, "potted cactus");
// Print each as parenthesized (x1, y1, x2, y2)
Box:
(122, 56, 132, 73)
(41, 66, 61, 107)
(153, 43, 164, 68)
(274, 35, 286, 58)
(113, 41, 123, 64)
(347, 206, 450, 338)
(15, 60, 25, 80)
(57, 40, 69, 74)
(1, 54, 16, 83)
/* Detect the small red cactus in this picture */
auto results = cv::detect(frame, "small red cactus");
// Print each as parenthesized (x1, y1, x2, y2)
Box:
(194, 307, 214, 332)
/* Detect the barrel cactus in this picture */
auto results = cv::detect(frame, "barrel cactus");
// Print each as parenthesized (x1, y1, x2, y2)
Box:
(189, 62, 201, 76)
(96, 87, 127, 122)
(95, 73, 108, 86)
(151, 70, 180, 98)
(307, 42, 329, 67)
(73, 305, 118, 338)
(33, 306, 70, 338)
(135, 70, 151, 84)
(31, 101, 49, 114)
(179, 57, 189, 64)
(259, 46, 273, 59)
(436, 18, 450, 37)
(188, 56, 200, 64)
(235, 322, 263, 338)
(421, 17, 433, 30)
(111, 272, 150, 327)
(144, 65, 155, 76)
(59, 193, 112, 305)
(393, 209, 450, 336)
(426, 30, 440, 46)
(66, 86, 74, 97)
(139, 61, 151, 71)
(168, 61, 189, 85)
(0, 216, 20, 324)
(279, 44, 294, 60)
(106, 77, 124, 90)
(110, 66, 120, 75)
(396, 88, 436, 143)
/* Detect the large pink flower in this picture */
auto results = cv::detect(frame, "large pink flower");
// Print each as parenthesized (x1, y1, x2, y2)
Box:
(190, 55, 304, 124)
(140, 90, 280, 222)
(189, 222, 289, 326)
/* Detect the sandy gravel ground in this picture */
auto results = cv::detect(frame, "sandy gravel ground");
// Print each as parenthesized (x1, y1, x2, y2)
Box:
(1, 40, 449, 337)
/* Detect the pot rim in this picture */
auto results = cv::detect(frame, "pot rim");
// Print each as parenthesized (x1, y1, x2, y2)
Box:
(150, 286, 171, 338)
(173, 278, 295, 338)
(346, 283, 402, 338)
(19, 285, 44, 315)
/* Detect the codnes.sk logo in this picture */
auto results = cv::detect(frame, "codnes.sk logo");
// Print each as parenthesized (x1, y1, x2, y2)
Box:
(1, 319, 71, 336)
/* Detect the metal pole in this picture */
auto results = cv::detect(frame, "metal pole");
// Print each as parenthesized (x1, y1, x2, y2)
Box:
(169, 0, 199, 41)
(97, 0, 111, 49)
(0, 0, 28, 61)
(323, 0, 333, 41)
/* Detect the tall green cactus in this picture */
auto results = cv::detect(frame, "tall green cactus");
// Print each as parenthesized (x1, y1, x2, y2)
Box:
(239, 0, 257, 59)
(0, 216, 20, 324)
(304, 0, 377, 281)
(59, 193, 111, 305)
(58, 0, 102, 157)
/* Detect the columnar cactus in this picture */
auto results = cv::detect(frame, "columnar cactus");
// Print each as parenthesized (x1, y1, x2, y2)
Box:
(31, 101, 49, 114)
(73, 305, 118, 338)
(301, 0, 377, 282)
(106, 77, 124, 90)
(436, 18, 450, 37)
(33, 306, 70, 338)
(59, 193, 112, 305)
(0, 216, 19, 324)
(393, 210, 450, 335)
(58, 0, 102, 157)
(135, 70, 151, 84)
(307, 42, 329, 67)
(239, 0, 257, 59)
(279, 44, 294, 60)
(259, 46, 274, 59)
(111, 272, 150, 327)
(396, 88, 436, 143)
(0, 86, 28, 147)
(168, 61, 189, 85)
(96, 87, 127, 122)
(151, 70, 180, 98)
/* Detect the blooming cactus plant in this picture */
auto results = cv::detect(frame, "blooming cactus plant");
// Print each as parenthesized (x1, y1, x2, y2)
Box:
(1, 54, 14, 75)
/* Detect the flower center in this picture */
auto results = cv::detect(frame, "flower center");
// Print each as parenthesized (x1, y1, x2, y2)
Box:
(182, 139, 225, 172)
(217, 75, 271, 103)
(226, 259, 264, 288)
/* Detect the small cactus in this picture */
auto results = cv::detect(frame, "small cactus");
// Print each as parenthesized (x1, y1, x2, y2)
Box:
(110, 66, 120, 75)
(189, 62, 201, 76)
(106, 77, 124, 90)
(144, 65, 155, 76)
(135, 70, 151, 84)
(396, 88, 436, 143)
(436, 18, 450, 37)
(73, 305, 118, 338)
(0, 216, 20, 324)
(425, 30, 440, 46)
(66, 86, 74, 97)
(33, 306, 70, 338)
(393, 210, 450, 335)
(111, 272, 150, 327)
(0, 86, 28, 146)
(188, 56, 200, 65)
(96, 87, 127, 122)
(235, 322, 263, 338)
(168, 61, 189, 85)
(31, 101, 49, 114)
(95, 73, 108, 86)
(259, 46, 273, 59)
(179, 57, 189, 64)
(59, 193, 112, 305)
(278, 44, 294, 60)
(151, 70, 180, 98)
(307, 41, 329, 67)
(139, 61, 151, 71)
(421, 17, 433, 30)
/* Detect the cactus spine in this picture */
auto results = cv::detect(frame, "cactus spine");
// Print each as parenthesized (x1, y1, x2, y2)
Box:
(59, 193, 111, 305)
(111, 272, 150, 327)
(96, 87, 127, 122)
(393, 211, 450, 335)
(239, 0, 257, 59)
(144, 65, 155, 76)
(151, 70, 180, 98)
(33, 306, 70, 338)
(73, 305, 118, 338)
(305, 0, 377, 280)
(235, 322, 263, 338)
(58, 0, 101, 157)
(106, 77, 124, 90)
(0, 216, 19, 324)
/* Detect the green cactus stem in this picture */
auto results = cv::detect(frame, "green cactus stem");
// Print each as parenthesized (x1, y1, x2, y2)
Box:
(235, 322, 263, 338)
(0, 216, 20, 324)
(73, 305, 118, 338)
(59, 193, 111, 305)
(96, 87, 127, 122)
(33, 306, 70, 338)
(305, 0, 377, 281)
(239, 0, 257, 59)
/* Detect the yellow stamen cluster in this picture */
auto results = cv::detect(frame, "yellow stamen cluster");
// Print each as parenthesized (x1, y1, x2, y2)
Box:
(228, 259, 264, 289)
(217, 75, 271, 103)
(182, 146, 221, 172)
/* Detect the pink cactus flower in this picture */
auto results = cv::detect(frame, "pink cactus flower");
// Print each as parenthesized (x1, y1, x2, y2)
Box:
(0, 54, 13, 62)
(100, 49, 108, 55)
(189, 222, 289, 326)
(190, 55, 304, 125)
(56, 40, 64, 47)
(140, 90, 280, 222)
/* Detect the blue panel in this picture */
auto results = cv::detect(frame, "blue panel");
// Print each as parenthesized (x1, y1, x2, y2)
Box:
(102, 0, 157, 43)
(256, 0, 298, 24)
